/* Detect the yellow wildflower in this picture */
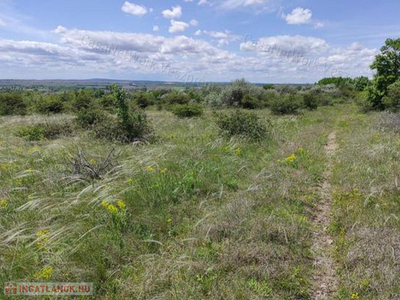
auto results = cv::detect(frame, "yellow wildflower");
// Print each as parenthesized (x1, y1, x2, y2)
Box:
(127, 179, 133, 184)
(34, 266, 53, 279)
(107, 204, 118, 213)
(167, 218, 172, 223)
(116, 200, 126, 209)
(284, 154, 296, 164)
(350, 292, 359, 299)
(160, 168, 168, 174)
(147, 166, 155, 172)
(234, 148, 242, 155)
(36, 229, 49, 237)
(35, 229, 49, 248)
(298, 147, 304, 154)
(0, 199, 7, 207)
(89, 159, 97, 165)
(300, 216, 307, 222)
(101, 201, 109, 208)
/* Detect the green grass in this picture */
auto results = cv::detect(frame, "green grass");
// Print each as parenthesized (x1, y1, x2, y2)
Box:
(1, 105, 399, 299)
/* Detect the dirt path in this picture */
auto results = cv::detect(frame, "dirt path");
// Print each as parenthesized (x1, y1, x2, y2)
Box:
(311, 131, 338, 299)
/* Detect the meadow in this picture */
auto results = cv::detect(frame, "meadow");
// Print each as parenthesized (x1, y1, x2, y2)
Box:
(1, 80, 400, 300)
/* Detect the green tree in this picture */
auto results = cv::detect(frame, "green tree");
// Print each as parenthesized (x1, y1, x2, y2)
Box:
(383, 81, 400, 112)
(353, 76, 370, 91)
(368, 38, 400, 110)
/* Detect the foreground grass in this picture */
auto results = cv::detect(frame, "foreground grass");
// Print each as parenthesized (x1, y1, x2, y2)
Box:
(331, 107, 400, 299)
(2, 105, 392, 299)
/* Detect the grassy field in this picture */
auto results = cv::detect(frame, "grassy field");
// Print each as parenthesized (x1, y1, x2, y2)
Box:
(1, 104, 399, 299)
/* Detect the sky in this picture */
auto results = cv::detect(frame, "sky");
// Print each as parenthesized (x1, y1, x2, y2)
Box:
(0, 0, 399, 83)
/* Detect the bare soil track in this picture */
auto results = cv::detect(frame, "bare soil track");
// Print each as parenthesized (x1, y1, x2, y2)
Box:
(311, 131, 338, 300)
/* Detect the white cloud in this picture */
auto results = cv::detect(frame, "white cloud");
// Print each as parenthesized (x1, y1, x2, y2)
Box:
(183, 0, 194, 2)
(198, 0, 209, 5)
(121, 2, 148, 17)
(219, 0, 281, 10)
(162, 6, 182, 19)
(314, 22, 324, 29)
(284, 7, 312, 25)
(201, 30, 242, 45)
(194, 30, 202, 36)
(1, 25, 378, 83)
(168, 20, 189, 33)
(153, 25, 159, 32)
(0, 17, 6, 27)
(240, 35, 329, 55)
(53, 25, 67, 34)
(189, 19, 199, 26)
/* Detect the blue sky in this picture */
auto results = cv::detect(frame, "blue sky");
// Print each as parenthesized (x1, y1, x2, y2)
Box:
(0, 0, 399, 83)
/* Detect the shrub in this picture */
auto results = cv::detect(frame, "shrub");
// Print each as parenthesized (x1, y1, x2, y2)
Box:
(104, 85, 153, 143)
(171, 104, 204, 118)
(270, 94, 302, 115)
(164, 90, 190, 105)
(0, 92, 27, 116)
(302, 92, 318, 110)
(220, 79, 266, 109)
(73, 90, 96, 112)
(263, 84, 275, 90)
(135, 92, 150, 108)
(17, 121, 75, 141)
(215, 110, 269, 141)
(382, 81, 400, 112)
(220, 85, 243, 107)
(35, 95, 64, 114)
(204, 92, 223, 108)
(241, 95, 259, 109)
(76, 108, 107, 129)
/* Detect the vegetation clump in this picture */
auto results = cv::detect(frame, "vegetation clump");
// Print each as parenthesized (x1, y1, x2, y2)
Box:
(215, 110, 269, 141)
(17, 121, 75, 141)
(0, 92, 27, 116)
(171, 104, 204, 118)
(270, 94, 302, 115)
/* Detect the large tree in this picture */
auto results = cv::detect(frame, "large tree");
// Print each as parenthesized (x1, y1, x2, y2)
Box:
(368, 38, 400, 109)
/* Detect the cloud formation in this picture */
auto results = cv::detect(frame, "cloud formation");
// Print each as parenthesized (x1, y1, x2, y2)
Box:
(121, 2, 148, 17)
(169, 20, 189, 33)
(162, 6, 182, 19)
(284, 8, 312, 25)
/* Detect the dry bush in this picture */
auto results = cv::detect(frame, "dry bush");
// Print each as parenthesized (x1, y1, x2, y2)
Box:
(65, 147, 119, 183)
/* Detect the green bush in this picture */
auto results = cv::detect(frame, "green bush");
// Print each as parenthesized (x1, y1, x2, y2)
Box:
(302, 92, 318, 110)
(204, 92, 223, 108)
(171, 104, 204, 118)
(383, 81, 400, 112)
(241, 95, 259, 109)
(135, 92, 151, 108)
(17, 121, 75, 141)
(215, 110, 269, 141)
(164, 90, 190, 105)
(73, 90, 96, 112)
(76, 108, 107, 129)
(0, 92, 27, 116)
(220, 79, 266, 109)
(353, 76, 370, 91)
(270, 94, 302, 115)
(35, 95, 64, 114)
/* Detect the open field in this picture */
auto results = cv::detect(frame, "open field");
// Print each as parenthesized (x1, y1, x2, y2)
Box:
(1, 104, 399, 299)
